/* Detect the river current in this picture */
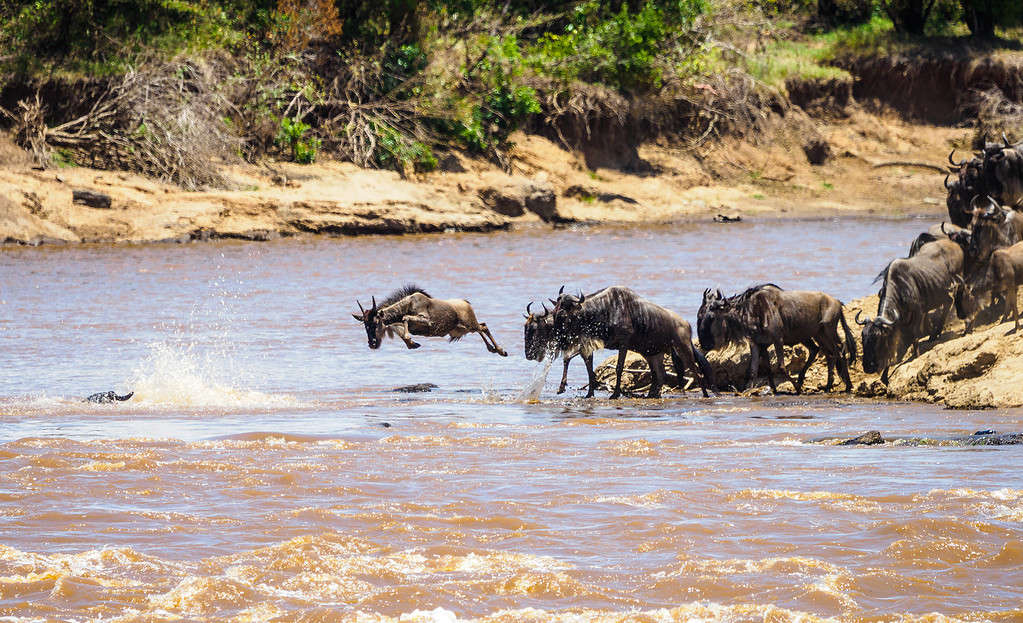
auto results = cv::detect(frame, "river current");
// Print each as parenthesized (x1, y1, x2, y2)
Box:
(2, 218, 1022, 621)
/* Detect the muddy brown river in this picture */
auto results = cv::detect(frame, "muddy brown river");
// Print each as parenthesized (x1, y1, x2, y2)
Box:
(2, 218, 1022, 621)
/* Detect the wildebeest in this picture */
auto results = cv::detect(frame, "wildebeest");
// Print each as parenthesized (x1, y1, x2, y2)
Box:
(946, 151, 987, 228)
(982, 136, 1023, 209)
(908, 222, 969, 258)
(523, 301, 590, 394)
(953, 241, 1023, 334)
(968, 196, 1023, 266)
(352, 284, 507, 356)
(85, 391, 133, 403)
(551, 286, 714, 399)
(697, 284, 856, 394)
(857, 237, 965, 383)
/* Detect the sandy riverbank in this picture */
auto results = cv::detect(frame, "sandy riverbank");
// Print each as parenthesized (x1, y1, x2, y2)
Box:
(1, 106, 962, 245)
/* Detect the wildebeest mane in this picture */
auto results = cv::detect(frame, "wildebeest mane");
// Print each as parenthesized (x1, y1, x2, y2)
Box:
(380, 283, 430, 307)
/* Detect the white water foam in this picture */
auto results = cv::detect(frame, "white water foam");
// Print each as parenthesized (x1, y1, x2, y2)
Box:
(517, 357, 555, 403)
(125, 342, 300, 410)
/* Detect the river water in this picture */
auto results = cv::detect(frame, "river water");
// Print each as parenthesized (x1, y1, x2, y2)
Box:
(2, 218, 1022, 621)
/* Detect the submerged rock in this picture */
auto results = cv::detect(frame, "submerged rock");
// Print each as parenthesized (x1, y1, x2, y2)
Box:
(84, 391, 133, 403)
(391, 383, 439, 393)
(839, 430, 884, 445)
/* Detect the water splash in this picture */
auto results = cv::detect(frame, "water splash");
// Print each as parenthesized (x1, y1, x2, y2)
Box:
(517, 357, 555, 403)
(126, 342, 297, 409)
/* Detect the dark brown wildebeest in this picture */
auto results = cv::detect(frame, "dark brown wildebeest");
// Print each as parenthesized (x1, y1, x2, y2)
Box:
(908, 222, 970, 258)
(968, 196, 1023, 265)
(857, 238, 965, 383)
(952, 241, 1023, 334)
(523, 301, 589, 394)
(982, 136, 1023, 209)
(946, 151, 987, 228)
(697, 285, 856, 394)
(551, 286, 714, 399)
(352, 284, 507, 356)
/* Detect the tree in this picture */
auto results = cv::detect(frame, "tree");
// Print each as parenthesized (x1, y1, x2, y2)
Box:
(960, 0, 1023, 38)
(880, 0, 938, 34)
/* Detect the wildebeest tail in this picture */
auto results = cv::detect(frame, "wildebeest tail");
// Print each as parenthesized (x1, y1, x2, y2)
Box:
(838, 307, 857, 365)
(691, 344, 716, 390)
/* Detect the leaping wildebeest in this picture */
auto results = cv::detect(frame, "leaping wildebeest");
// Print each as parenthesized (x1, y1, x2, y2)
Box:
(352, 284, 508, 356)
(523, 301, 589, 394)
(857, 237, 965, 383)
(697, 284, 856, 394)
(551, 286, 715, 399)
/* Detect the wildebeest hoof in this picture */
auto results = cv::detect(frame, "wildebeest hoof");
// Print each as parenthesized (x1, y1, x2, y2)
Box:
(609, 392, 622, 399)
(85, 391, 133, 404)
(407, 341, 422, 349)
(497, 348, 508, 357)
(556, 387, 567, 395)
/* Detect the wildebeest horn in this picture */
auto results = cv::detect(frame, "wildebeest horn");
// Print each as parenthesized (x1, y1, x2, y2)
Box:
(703, 288, 711, 299)
(944, 174, 952, 189)
(558, 285, 565, 296)
(578, 291, 585, 304)
(948, 150, 965, 167)
(716, 289, 723, 299)
(887, 310, 900, 325)
(526, 302, 533, 316)
(548, 298, 558, 305)
(854, 310, 867, 326)
(357, 300, 365, 314)
(1004, 132, 1012, 147)
(371, 296, 377, 310)
(941, 222, 950, 236)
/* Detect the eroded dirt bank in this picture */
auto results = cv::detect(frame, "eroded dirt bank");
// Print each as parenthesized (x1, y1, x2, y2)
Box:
(593, 292, 1023, 409)
(1, 104, 962, 245)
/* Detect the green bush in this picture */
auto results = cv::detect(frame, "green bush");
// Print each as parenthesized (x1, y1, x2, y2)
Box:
(528, 0, 708, 92)
(276, 117, 320, 164)
(373, 122, 438, 173)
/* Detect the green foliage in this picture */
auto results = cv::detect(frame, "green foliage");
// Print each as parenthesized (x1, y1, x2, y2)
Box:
(276, 117, 320, 164)
(747, 38, 850, 87)
(456, 34, 541, 153)
(373, 122, 438, 173)
(528, 0, 708, 92)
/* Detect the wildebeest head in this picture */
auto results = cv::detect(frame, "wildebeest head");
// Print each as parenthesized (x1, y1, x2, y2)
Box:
(968, 196, 1009, 261)
(352, 297, 385, 349)
(949, 275, 979, 322)
(696, 288, 731, 351)
(551, 286, 587, 347)
(941, 221, 971, 249)
(856, 310, 899, 374)
(523, 302, 554, 361)
(945, 151, 986, 228)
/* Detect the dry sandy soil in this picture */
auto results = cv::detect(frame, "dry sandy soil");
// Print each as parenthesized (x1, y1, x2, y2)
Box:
(1, 107, 964, 245)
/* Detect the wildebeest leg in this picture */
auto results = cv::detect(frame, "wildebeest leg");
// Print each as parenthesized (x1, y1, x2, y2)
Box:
(646, 355, 666, 399)
(746, 342, 760, 391)
(609, 349, 628, 399)
(1010, 284, 1020, 334)
(388, 321, 421, 349)
(556, 354, 572, 394)
(929, 302, 951, 342)
(583, 353, 596, 398)
(476, 322, 508, 357)
(795, 340, 819, 394)
(881, 366, 889, 385)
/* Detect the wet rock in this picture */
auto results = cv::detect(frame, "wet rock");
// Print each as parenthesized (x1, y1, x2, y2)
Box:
(85, 391, 133, 404)
(479, 181, 570, 223)
(803, 138, 832, 165)
(72, 189, 112, 209)
(973, 429, 995, 435)
(392, 383, 438, 393)
(438, 153, 467, 173)
(714, 214, 742, 223)
(839, 430, 884, 445)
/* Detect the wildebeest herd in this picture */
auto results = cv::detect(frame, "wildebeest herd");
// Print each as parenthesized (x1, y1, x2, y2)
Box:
(352, 137, 1023, 398)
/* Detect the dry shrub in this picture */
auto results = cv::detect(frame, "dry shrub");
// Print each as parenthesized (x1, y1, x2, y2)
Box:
(972, 87, 1023, 148)
(14, 59, 238, 188)
(270, 0, 344, 52)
